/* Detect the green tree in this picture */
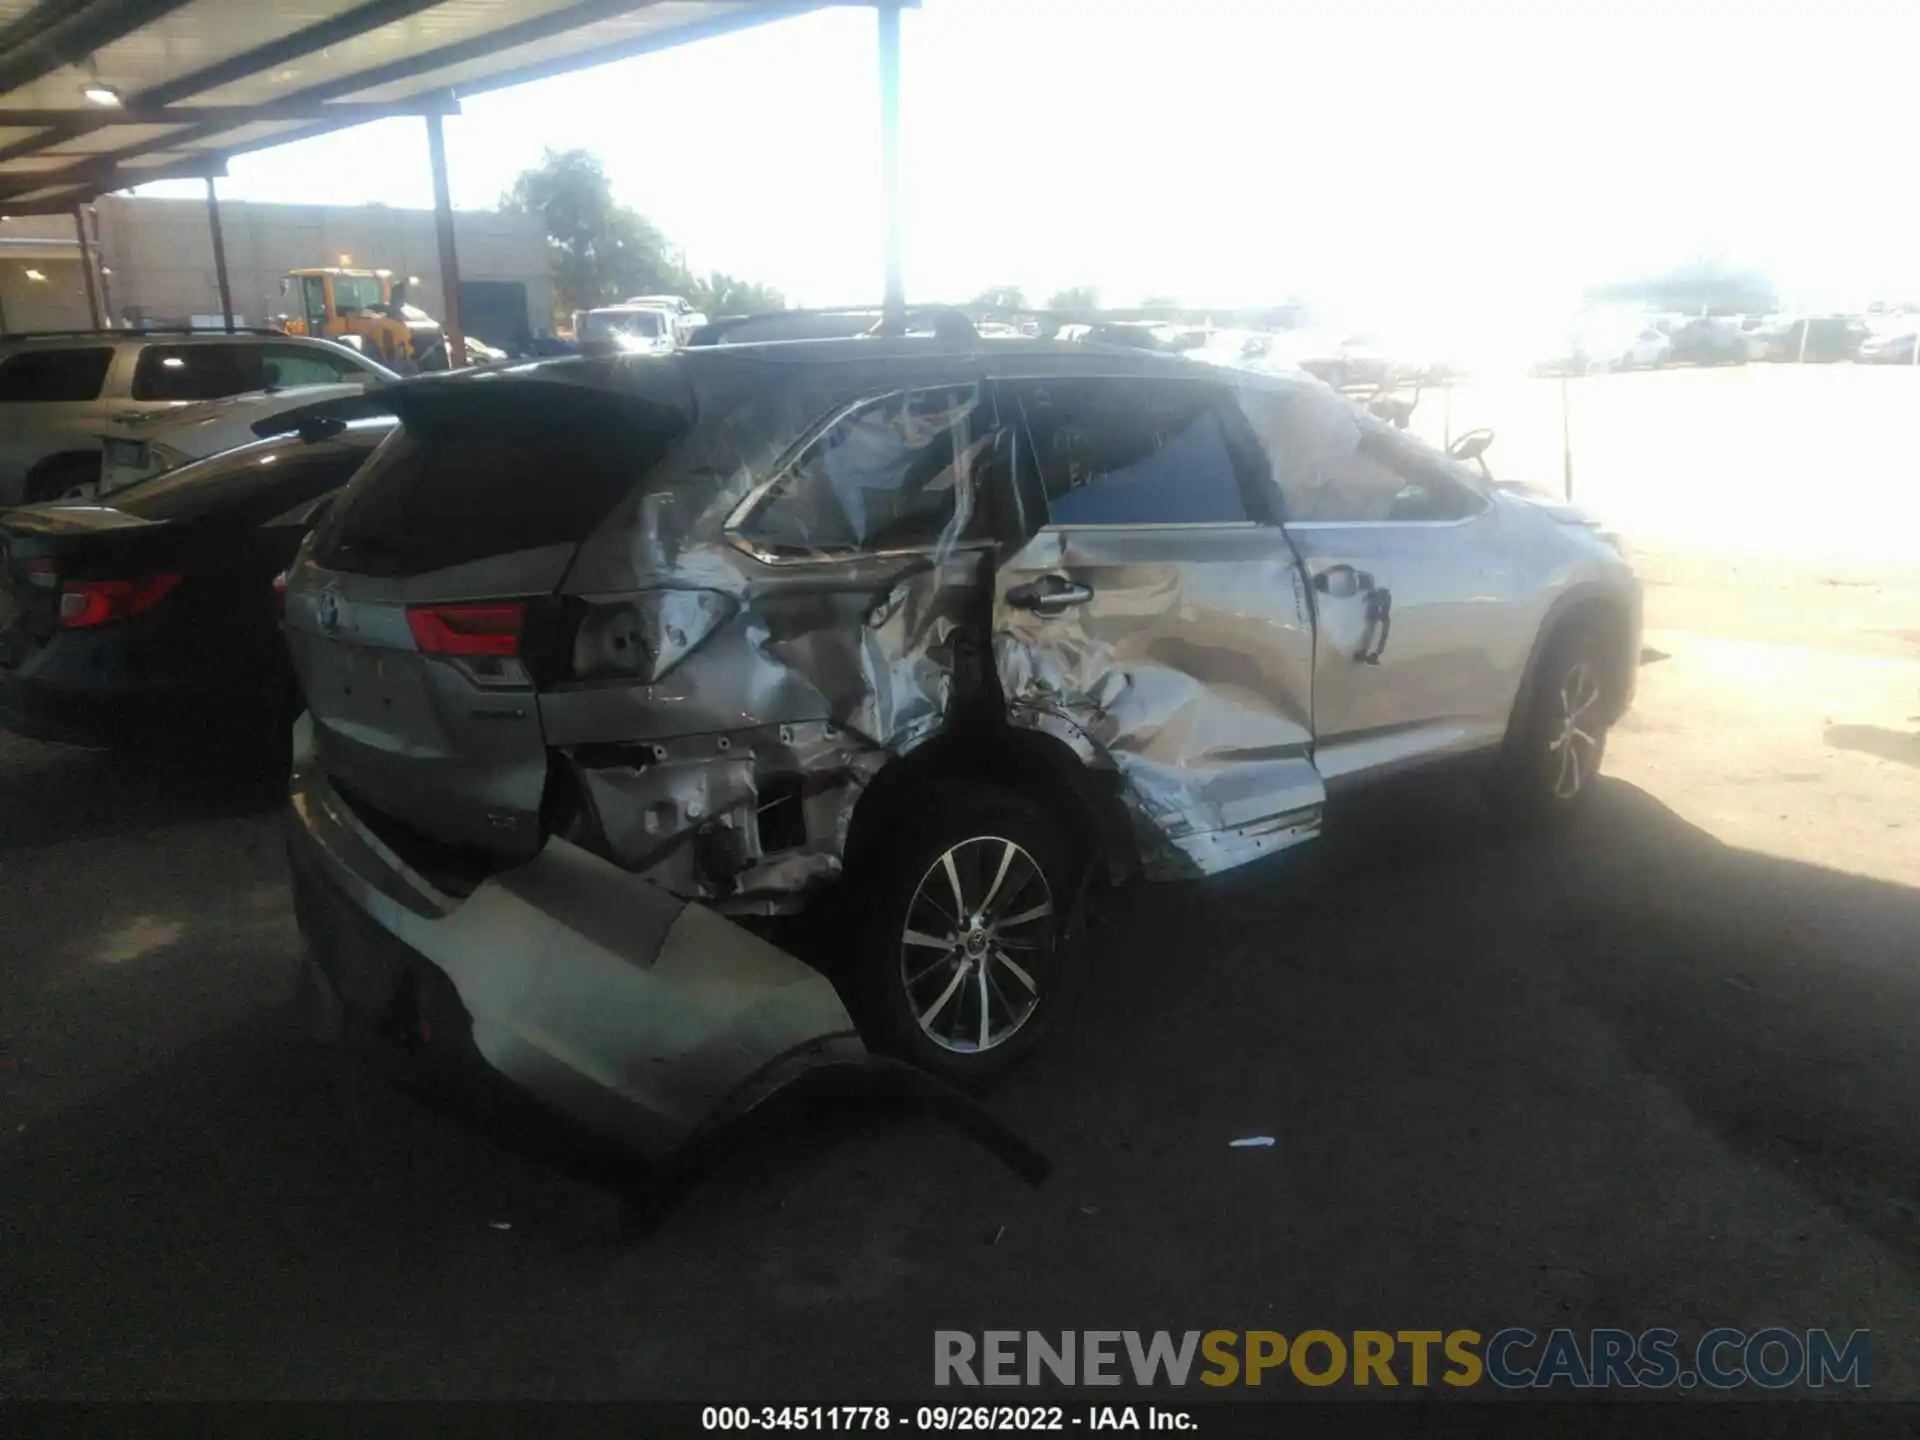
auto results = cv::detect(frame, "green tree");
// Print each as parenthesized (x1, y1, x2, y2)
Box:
(502, 149, 683, 322)
(969, 285, 1027, 310)
(688, 271, 786, 318)
(1045, 285, 1100, 313)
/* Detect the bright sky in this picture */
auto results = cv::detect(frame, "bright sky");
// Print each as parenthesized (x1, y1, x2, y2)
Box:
(137, 0, 1920, 336)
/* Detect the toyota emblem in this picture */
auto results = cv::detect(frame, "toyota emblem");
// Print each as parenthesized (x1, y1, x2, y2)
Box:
(316, 587, 342, 636)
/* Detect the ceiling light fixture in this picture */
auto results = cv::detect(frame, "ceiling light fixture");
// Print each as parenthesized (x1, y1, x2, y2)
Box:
(82, 82, 123, 108)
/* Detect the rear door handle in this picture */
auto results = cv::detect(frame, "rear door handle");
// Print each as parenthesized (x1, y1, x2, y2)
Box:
(1008, 575, 1095, 616)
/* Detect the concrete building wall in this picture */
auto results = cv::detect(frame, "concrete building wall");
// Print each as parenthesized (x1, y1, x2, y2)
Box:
(0, 228, 89, 332)
(1, 199, 551, 340)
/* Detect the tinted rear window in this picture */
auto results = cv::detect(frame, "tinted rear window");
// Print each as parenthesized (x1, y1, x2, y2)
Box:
(315, 408, 678, 577)
(0, 347, 112, 402)
(131, 343, 260, 401)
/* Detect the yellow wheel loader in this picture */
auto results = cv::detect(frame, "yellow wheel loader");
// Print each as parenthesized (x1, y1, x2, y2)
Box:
(273, 268, 501, 371)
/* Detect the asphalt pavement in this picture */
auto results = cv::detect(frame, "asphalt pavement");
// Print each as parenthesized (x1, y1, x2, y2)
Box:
(3, 686, 1917, 1397)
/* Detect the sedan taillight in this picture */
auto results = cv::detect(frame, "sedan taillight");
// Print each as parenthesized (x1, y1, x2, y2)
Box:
(58, 574, 182, 629)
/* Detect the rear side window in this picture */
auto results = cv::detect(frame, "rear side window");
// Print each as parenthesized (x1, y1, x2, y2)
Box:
(0, 347, 112, 402)
(131, 343, 259, 401)
(735, 385, 991, 556)
(1010, 378, 1250, 526)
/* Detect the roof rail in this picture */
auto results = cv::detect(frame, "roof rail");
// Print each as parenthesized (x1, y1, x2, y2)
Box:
(1, 324, 292, 340)
(685, 305, 979, 347)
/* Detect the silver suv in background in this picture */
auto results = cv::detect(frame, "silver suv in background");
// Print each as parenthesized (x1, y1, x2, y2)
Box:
(279, 328, 1641, 1160)
(0, 328, 393, 505)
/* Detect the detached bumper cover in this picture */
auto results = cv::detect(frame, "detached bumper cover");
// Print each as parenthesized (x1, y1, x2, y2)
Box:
(284, 723, 866, 1163)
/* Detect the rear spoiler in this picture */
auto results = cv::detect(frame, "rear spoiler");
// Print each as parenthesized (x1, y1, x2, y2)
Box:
(250, 367, 692, 443)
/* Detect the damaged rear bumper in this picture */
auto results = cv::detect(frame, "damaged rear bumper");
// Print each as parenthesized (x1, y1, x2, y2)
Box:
(283, 725, 866, 1164)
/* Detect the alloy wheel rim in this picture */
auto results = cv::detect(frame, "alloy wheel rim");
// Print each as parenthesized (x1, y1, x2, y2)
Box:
(1548, 660, 1603, 799)
(900, 835, 1054, 1054)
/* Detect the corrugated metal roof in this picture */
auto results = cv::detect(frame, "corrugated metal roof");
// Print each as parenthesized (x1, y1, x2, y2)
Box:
(0, 0, 838, 214)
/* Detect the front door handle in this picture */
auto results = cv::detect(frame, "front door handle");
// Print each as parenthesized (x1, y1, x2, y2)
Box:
(1312, 564, 1377, 598)
(1008, 575, 1095, 616)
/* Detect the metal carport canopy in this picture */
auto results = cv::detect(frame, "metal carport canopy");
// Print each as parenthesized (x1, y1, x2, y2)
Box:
(0, 1, 880, 214)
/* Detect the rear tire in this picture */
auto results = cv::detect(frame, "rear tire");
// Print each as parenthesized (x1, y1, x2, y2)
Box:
(1485, 622, 1613, 826)
(842, 780, 1083, 1088)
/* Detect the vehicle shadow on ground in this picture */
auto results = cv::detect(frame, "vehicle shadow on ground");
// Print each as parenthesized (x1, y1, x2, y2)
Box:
(8, 771, 1920, 1395)
(0, 739, 283, 850)
(1825, 723, 1920, 769)
(1066, 773, 1920, 1277)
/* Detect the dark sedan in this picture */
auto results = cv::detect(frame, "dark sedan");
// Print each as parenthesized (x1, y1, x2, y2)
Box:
(0, 418, 391, 765)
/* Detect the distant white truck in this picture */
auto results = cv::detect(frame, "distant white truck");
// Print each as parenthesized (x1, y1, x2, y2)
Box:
(573, 303, 682, 355)
(622, 295, 710, 342)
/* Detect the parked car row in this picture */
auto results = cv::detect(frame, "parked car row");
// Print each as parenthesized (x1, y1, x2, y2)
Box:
(1534, 309, 1915, 375)
(0, 326, 398, 505)
(0, 315, 1642, 1167)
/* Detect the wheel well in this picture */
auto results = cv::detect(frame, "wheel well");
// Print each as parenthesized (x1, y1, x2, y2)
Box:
(844, 725, 1139, 892)
(1532, 593, 1637, 726)
(24, 451, 102, 501)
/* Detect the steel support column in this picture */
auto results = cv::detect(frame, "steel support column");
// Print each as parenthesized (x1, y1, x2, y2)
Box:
(72, 204, 104, 328)
(877, 1, 904, 330)
(425, 112, 467, 369)
(205, 176, 234, 332)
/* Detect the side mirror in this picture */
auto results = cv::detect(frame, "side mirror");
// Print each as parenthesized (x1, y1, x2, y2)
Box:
(390, 278, 410, 309)
(1448, 428, 1495, 462)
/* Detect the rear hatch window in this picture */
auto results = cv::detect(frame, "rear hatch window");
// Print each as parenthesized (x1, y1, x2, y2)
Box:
(314, 382, 686, 577)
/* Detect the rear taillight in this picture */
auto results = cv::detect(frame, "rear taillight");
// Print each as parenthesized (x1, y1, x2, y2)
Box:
(271, 571, 288, 620)
(58, 574, 182, 629)
(406, 601, 525, 658)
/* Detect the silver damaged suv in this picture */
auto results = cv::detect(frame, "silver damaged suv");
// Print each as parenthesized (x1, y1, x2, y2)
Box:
(280, 333, 1640, 1159)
